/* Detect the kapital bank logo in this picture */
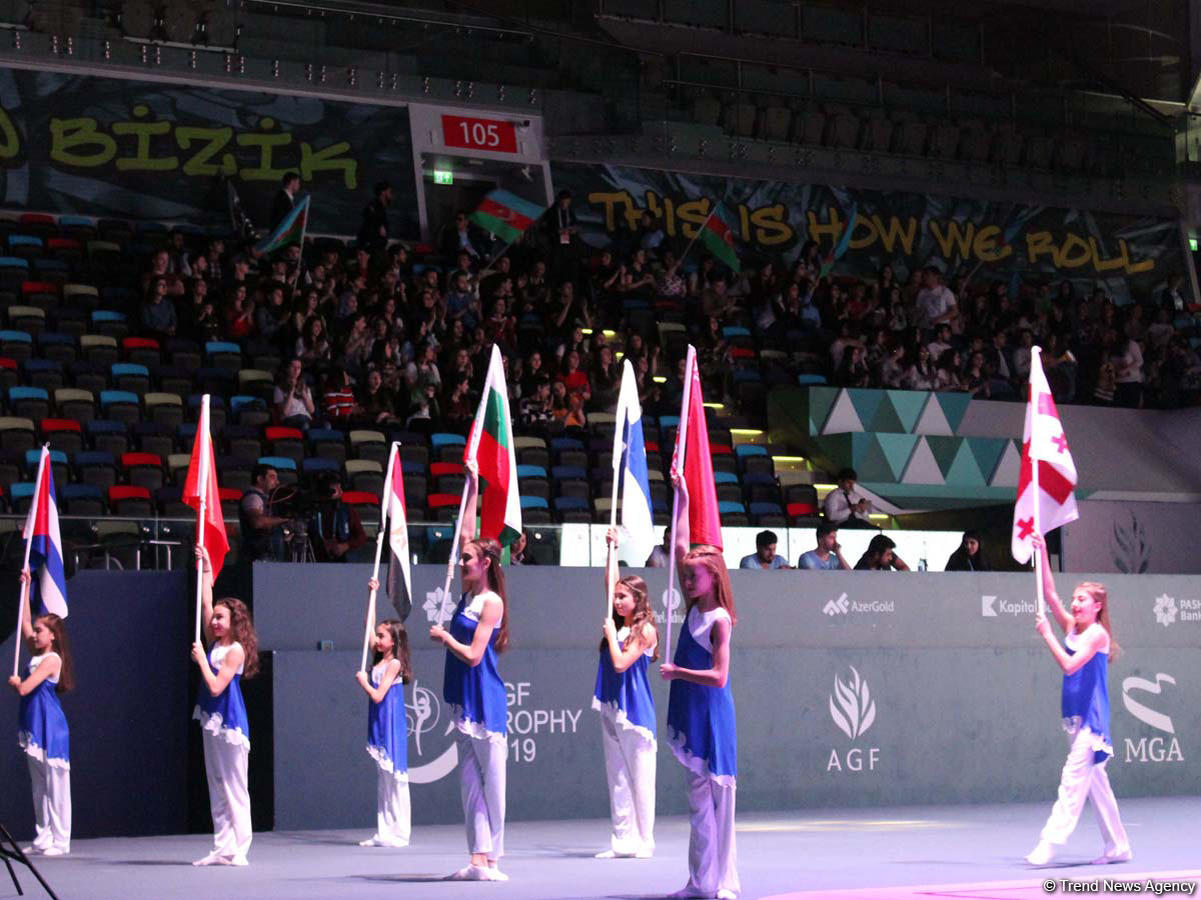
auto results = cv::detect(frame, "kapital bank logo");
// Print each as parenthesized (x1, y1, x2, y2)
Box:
(825, 666, 880, 773)
(981, 594, 1035, 617)
(1121, 673, 1184, 764)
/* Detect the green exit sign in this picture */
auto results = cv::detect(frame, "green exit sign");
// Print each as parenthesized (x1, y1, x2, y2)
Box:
(433, 169, 454, 185)
(1191, 236, 1199, 252)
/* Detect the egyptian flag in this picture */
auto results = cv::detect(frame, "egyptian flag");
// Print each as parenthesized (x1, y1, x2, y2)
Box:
(383, 443, 413, 621)
(1012, 347, 1078, 564)
(466, 345, 522, 546)
(22, 447, 68, 618)
(672, 345, 723, 549)
(469, 189, 545, 244)
(183, 395, 230, 580)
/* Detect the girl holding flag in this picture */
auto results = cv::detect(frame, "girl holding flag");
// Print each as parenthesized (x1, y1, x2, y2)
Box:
(593, 526, 658, 859)
(430, 458, 512, 882)
(191, 544, 259, 867)
(1025, 532, 1132, 868)
(8, 568, 73, 856)
(662, 469, 740, 900)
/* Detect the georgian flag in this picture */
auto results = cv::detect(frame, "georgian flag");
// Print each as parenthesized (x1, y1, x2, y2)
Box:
(22, 447, 68, 618)
(1012, 347, 1078, 564)
(612, 360, 654, 565)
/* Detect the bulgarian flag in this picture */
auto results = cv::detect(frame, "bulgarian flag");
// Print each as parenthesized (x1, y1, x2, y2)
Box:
(469, 189, 545, 244)
(465, 344, 522, 546)
(672, 345, 723, 549)
(183, 394, 229, 581)
(698, 205, 740, 272)
(255, 193, 310, 255)
(1012, 347, 1078, 566)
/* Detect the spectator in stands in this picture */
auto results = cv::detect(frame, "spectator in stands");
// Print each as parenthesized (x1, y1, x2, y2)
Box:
(440, 210, 487, 261)
(904, 344, 938, 391)
(564, 391, 587, 429)
(357, 367, 398, 425)
(854, 534, 910, 571)
(1012, 329, 1035, 382)
(927, 323, 953, 361)
(224, 284, 256, 341)
(274, 358, 316, 428)
(239, 463, 288, 562)
(445, 272, 481, 332)
(797, 522, 850, 570)
(270, 171, 301, 231)
(296, 317, 331, 367)
(739, 530, 789, 570)
(591, 344, 620, 410)
(543, 189, 581, 284)
(701, 273, 738, 322)
(551, 281, 592, 333)
(508, 529, 538, 565)
(645, 527, 671, 568)
(823, 468, 873, 528)
(141, 275, 178, 339)
(357, 181, 393, 253)
(944, 530, 990, 571)
(519, 376, 552, 428)
(557, 349, 591, 401)
(913, 265, 957, 334)
(1112, 323, 1144, 408)
(835, 344, 870, 388)
(309, 473, 367, 563)
(142, 248, 186, 297)
(340, 314, 373, 376)
(322, 365, 361, 425)
(255, 283, 290, 345)
(935, 349, 964, 391)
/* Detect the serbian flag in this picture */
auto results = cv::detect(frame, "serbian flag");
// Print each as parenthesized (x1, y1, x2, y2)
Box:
(383, 443, 413, 621)
(1012, 347, 1078, 564)
(22, 447, 68, 618)
(183, 394, 230, 580)
(698, 204, 740, 272)
(466, 344, 522, 546)
(255, 193, 310, 255)
(672, 345, 723, 549)
(612, 359, 655, 565)
(469, 189, 545, 244)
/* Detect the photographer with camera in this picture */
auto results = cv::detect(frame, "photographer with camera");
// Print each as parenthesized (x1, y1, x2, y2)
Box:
(309, 472, 367, 563)
(239, 464, 289, 562)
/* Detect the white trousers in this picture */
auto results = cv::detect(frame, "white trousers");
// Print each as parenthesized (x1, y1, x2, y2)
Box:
(27, 756, 71, 852)
(684, 770, 739, 898)
(458, 732, 507, 859)
(201, 731, 253, 860)
(373, 768, 412, 846)
(599, 714, 656, 854)
(1039, 727, 1131, 854)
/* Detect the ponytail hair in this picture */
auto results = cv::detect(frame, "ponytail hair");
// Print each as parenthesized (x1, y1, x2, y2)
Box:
(215, 597, 260, 678)
(35, 614, 74, 694)
(467, 538, 510, 653)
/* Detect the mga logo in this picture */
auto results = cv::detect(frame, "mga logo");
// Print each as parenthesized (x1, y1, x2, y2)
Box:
(826, 666, 879, 773)
(1121, 673, 1184, 764)
(823, 593, 849, 616)
(405, 679, 459, 784)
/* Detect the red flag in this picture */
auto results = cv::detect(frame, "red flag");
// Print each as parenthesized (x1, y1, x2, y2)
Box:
(183, 395, 230, 579)
(672, 346, 723, 549)
(465, 345, 522, 546)
(1012, 348, 1078, 564)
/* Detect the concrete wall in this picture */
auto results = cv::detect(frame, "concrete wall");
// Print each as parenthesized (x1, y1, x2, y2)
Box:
(258, 563, 1201, 831)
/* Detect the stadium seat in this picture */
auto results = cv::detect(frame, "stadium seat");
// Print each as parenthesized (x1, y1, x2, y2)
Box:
(60, 483, 105, 516)
(122, 451, 165, 491)
(345, 458, 384, 495)
(133, 422, 173, 459)
(122, 336, 161, 368)
(36, 331, 77, 365)
(9, 385, 50, 421)
(144, 392, 184, 430)
(81, 334, 119, 368)
(0, 416, 36, 453)
(25, 448, 68, 485)
(111, 362, 151, 394)
(265, 425, 305, 463)
(86, 419, 128, 456)
(41, 418, 83, 455)
(308, 427, 347, 463)
(108, 484, 153, 517)
(0, 330, 33, 363)
(230, 394, 270, 428)
(100, 389, 141, 424)
(349, 429, 388, 464)
(76, 450, 118, 489)
(205, 341, 243, 373)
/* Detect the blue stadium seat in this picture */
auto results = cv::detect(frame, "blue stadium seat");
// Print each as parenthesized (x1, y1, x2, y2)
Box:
(520, 495, 549, 510)
(735, 444, 768, 457)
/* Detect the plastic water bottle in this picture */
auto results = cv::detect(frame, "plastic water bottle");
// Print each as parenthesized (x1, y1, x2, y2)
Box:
(917, 541, 928, 572)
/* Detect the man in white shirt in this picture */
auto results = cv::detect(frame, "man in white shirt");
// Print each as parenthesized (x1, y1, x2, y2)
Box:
(914, 266, 957, 333)
(823, 467, 874, 528)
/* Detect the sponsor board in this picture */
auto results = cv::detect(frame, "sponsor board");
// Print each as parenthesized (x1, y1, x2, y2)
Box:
(826, 666, 880, 773)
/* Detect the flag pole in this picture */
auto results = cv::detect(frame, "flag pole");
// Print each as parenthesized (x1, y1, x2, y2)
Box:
(362, 442, 398, 671)
(13, 445, 48, 678)
(1031, 348, 1045, 617)
(193, 396, 211, 647)
(663, 346, 696, 667)
(677, 208, 715, 269)
(606, 435, 622, 620)
(289, 196, 311, 291)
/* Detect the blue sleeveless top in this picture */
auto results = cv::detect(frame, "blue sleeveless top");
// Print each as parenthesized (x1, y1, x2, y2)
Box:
(18, 652, 70, 768)
(367, 660, 409, 781)
(593, 624, 657, 743)
(666, 606, 736, 785)
(193, 642, 250, 748)
(442, 591, 507, 741)
(1061, 625, 1112, 763)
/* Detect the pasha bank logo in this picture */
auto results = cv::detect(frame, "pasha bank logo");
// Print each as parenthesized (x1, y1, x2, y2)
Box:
(1153, 593, 1201, 627)
(424, 587, 456, 624)
(1122, 674, 1184, 764)
(826, 666, 879, 773)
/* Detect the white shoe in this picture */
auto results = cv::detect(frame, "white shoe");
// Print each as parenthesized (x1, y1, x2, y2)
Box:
(1025, 840, 1055, 866)
(446, 864, 490, 881)
(486, 867, 509, 882)
(20, 846, 40, 855)
(716, 891, 739, 900)
(634, 847, 654, 859)
(1092, 848, 1133, 865)
(40, 847, 67, 857)
(375, 839, 409, 849)
(595, 849, 618, 859)
(228, 855, 248, 867)
(359, 838, 379, 847)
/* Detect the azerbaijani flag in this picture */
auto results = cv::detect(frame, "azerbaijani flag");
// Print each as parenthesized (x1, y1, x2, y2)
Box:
(672, 346, 723, 549)
(612, 359, 654, 565)
(384, 443, 413, 621)
(698, 205, 740, 272)
(469, 189, 545, 244)
(255, 193, 310, 255)
(466, 345, 522, 546)
(22, 447, 68, 618)
(183, 395, 230, 580)
(818, 204, 858, 279)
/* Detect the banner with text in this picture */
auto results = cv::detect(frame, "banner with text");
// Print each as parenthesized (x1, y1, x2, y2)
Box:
(0, 69, 418, 237)
(550, 162, 1184, 304)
